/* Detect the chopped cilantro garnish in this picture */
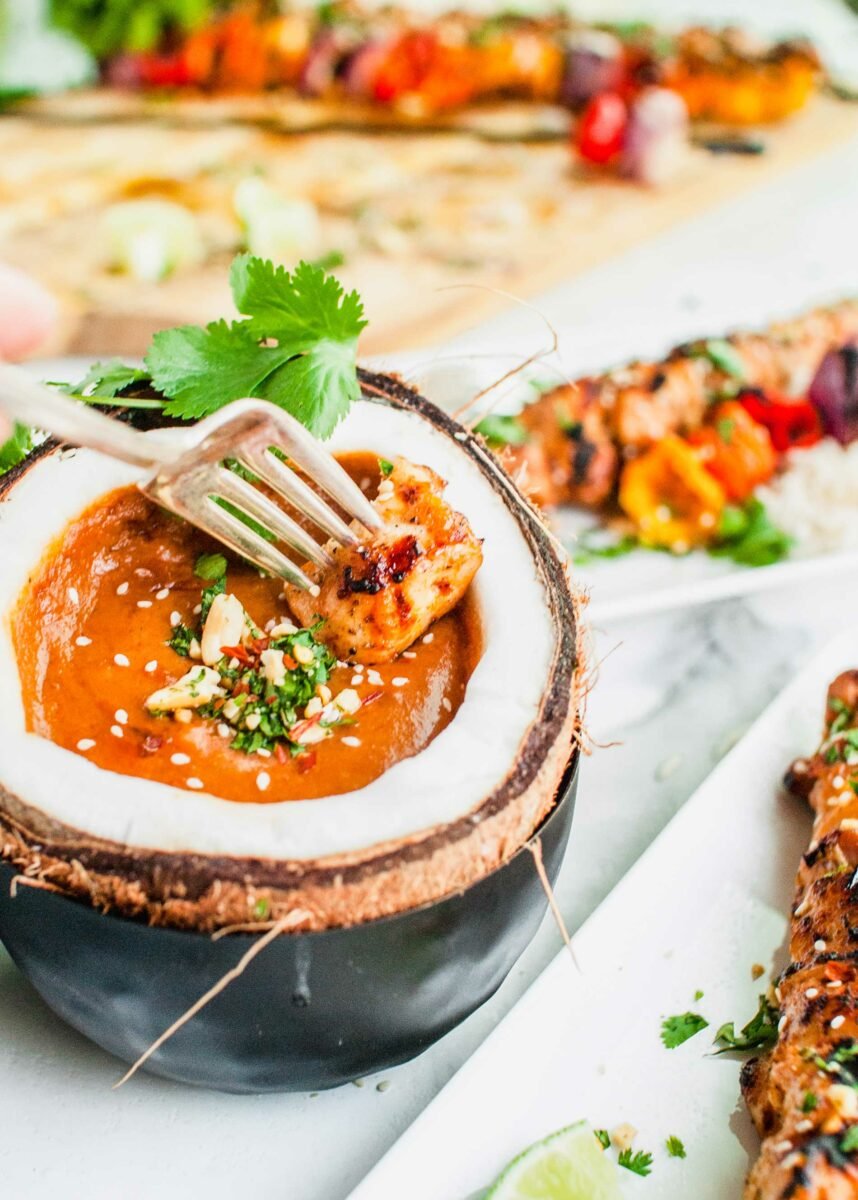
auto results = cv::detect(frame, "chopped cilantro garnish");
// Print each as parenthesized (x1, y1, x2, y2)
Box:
(573, 531, 639, 565)
(146, 255, 367, 438)
(594, 1129, 611, 1150)
(842, 1126, 858, 1154)
(474, 413, 530, 448)
(0, 422, 34, 475)
(168, 622, 195, 658)
(661, 1012, 709, 1049)
(694, 989, 704, 1002)
(709, 499, 792, 568)
(378, 458, 394, 477)
(802, 1091, 819, 1113)
(697, 338, 746, 380)
(716, 417, 735, 444)
(713, 995, 778, 1054)
(253, 897, 270, 920)
(665, 1135, 686, 1159)
(199, 576, 226, 624)
(195, 552, 228, 582)
(618, 1149, 653, 1177)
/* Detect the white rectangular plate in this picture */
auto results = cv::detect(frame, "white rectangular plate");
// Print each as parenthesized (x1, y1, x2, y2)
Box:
(348, 630, 858, 1200)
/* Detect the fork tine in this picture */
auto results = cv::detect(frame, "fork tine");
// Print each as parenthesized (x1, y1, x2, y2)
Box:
(200, 498, 320, 593)
(251, 407, 383, 534)
(214, 466, 333, 570)
(237, 447, 361, 548)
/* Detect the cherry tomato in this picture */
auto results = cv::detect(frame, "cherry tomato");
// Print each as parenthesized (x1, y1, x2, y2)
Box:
(575, 92, 628, 165)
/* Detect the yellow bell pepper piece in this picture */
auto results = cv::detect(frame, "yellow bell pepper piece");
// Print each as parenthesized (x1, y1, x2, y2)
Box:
(619, 435, 726, 552)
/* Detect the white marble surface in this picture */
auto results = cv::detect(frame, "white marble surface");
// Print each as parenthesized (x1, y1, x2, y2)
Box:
(3, 21, 858, 1200)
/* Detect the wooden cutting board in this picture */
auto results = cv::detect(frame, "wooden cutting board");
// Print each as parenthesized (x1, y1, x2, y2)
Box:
(2, 94, 856, 358)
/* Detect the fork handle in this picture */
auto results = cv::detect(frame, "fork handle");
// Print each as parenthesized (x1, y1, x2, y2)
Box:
(0, 363, 162, 470)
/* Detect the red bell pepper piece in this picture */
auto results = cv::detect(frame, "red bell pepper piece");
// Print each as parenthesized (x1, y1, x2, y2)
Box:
(737, 388, 823, 453)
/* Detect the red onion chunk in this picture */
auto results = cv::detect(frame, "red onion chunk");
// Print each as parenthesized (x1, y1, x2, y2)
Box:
(560, 30, 624, 107)
(809, 345, 858, 445)
(622, 86, 689, 185)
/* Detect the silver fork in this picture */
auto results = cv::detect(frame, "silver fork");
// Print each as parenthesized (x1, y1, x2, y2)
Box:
(0, 365, 382, 594)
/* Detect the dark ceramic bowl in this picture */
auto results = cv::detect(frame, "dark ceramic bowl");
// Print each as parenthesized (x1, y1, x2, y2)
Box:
(0, 755, 577, 1093)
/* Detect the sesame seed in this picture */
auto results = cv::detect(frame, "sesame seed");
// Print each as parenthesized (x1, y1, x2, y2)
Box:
(774, 1140, 793, 1155)
(778, 1015, 787, 1033)
(170, 611, 182, 627)
(795, 1119, 813, 1134)
(806, 987, 819, 999)
(815, 939, 827, 952)
(422, 633, 434, 644)
(442, 697, 452, 713)
(392, 677, 408, 687)
(76, 739, 96, 752)
(829, 980, 844, 989)
(367, 669, 383, 686)
(171, 753, 191, 766)
(156, 588, 170, 600)
(114, 653, 130, 667)
(186, 778, 204, 790)
(351, 675, 363, 687)
(75, 636, 92, 647)
(193, 603, 202, 615)
(67, 586, 80, 605)
(832, 1015, 846, 1030)
(342, 736, 361, 748)
(114, 709, 128, 725)
(402, 651, 416, 659)
(217, 723, 231, 738)
(834, 775, 845, 789)
(144, 660, 158, 673)
(137, 600, 153, 609)
(110, 725, 123, 739)
(256, 772, 271, 792)
(256, 748, 272, 758)
(116, 582, 129, 596)
(175, 709, 192, 725)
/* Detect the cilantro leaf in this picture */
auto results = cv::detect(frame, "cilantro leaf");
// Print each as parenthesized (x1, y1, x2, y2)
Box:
(195, 552, 228, 582)
(618, 1149, 653, 1177)
(713, 995, 778, 1054)
(378, 458, 394, 477)
(0, 422, 34, 475)
(709, 499, 792, 568)
(666, 1135, 686, 1159)
(842, 1126, 858, 1154)
(147, 320, 290, 421)
(474, 413, 530, 448)
(200, 576, 226, 624)
(168, 623, 195, 658)
(661, 1012, 709, 1049)
(802, 1091, 818, 1113)
(698, 338, 746, 380)
(145, 255, 366, 438)
(72, 359, 151, 400)
(594, 1129, 611, 1150)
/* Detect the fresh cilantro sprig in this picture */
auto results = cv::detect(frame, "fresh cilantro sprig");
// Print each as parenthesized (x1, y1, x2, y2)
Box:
(0, 423, 34, 474)
(661, 1012, 709, 1049)
(665, 1135, 686, 1159)
(594, 1129, 611, 1150)
(709, 499, 792, 568)
(713, 995, 778, 1054)
(618, 1149, 653, 1177)
(146, 255, 367, 438)
(474, 413, 530, 449)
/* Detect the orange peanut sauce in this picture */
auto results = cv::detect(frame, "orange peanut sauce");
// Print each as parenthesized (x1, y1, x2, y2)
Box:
(13, 455, 482, 804)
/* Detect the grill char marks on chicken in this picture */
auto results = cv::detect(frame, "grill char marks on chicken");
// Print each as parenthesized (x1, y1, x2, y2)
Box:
(742, 671, 858, 1199)
(285, 457, 483, 665)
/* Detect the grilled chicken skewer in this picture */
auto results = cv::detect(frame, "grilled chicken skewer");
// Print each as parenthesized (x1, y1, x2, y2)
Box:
(501, 299, 858, 509)
(742, 672, 858, 1199)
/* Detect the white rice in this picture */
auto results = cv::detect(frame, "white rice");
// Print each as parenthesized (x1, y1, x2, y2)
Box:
(756, 439, 858, 557)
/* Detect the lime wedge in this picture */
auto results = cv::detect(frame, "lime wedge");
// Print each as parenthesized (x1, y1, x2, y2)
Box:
(486, 1122, 623, 1200)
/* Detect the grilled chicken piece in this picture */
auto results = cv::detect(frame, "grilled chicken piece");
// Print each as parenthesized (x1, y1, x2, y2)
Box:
(501, 300, 858, 511)
(742, 672, 858, 1199)
(517, 382, 619, 508)
(285, 457, 483, 664)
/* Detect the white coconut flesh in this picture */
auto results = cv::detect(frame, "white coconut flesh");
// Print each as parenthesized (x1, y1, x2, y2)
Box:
(0, 398, 558, 864)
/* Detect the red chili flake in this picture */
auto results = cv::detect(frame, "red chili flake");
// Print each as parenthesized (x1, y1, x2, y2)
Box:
(211, 697, 225, 712)
(232, 679, 250, 696)
(266, 694, 278, 705)
(282, 654, 298, 670)
(222, 645, 254, 666)
(141, 735, 163, 755)
(247, 636, 270, 655)
(274, 742, 289, 764)
(297, 750, 317, 774)
(362, 690, 384, 707)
